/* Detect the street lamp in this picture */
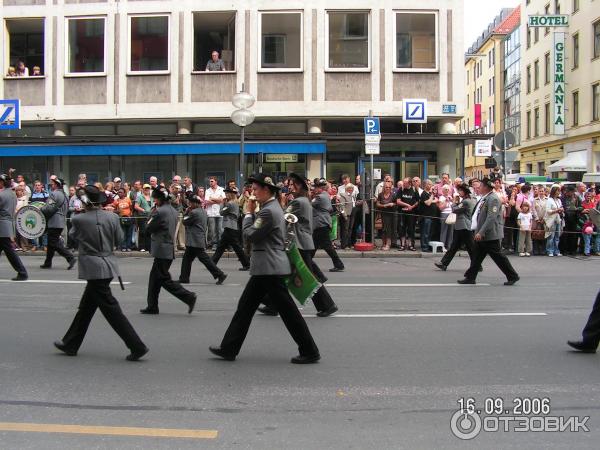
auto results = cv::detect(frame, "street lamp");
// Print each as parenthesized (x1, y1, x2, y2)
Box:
(231, 89, 255, 187)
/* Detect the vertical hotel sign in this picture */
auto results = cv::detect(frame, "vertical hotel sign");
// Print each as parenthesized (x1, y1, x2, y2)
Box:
(553, 32, 566, 135)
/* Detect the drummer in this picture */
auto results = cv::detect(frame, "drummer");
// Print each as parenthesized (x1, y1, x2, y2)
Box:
(0, 173, 28, 281)
(258, 172, 338, 317)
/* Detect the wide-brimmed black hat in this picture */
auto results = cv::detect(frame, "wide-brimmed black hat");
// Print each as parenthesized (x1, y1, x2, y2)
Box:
(152, 187, 170, 200)
(51, 177, 65, 188)
(480, 177, 494, 188)
(313, 177, 328, 188)
(0, 174, 10, 185)
(188, 195, 203, 204)
(247, 173, 280, 190)
(288, 173, 309, 191)
(224, 187, 239, 194)
(81, 185, 107, 205)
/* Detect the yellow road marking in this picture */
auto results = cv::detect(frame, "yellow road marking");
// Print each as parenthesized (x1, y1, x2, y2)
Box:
(0, 422, 218, 439)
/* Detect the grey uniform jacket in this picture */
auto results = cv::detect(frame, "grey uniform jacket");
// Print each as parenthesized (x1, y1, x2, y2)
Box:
(220, 201, 240, 230)
(312, 192, 332, 230)
(451, 198, 475, 231)
(243, 198, 291, 276)
(147, 203, 178, 259)
(474, 193, 504, 241)
(285, 196, 315, 251)
(183, 207, 208, 249)
(47, 189, 68, 229)
(0, 188, 17, 238)
(69, 209, 122, 280)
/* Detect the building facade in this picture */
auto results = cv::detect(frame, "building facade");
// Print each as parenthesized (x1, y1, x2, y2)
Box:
(519, 0, 600, 181)
(1, 0, 467, 188)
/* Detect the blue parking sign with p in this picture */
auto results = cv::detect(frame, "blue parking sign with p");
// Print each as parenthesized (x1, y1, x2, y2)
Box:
(0, 99, 21, 130)
(364, 117, 380, 135)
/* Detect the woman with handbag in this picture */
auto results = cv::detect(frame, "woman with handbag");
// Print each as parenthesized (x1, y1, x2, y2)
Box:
(438, 184, 454, 249)
(375, 180, 395, 250)
(434, 183, 478, 271)
(545, 185, 564, 257)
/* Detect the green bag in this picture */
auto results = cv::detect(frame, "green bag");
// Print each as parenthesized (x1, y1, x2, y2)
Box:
(284, 242, 321, 305)
(329, 215, 338, 240)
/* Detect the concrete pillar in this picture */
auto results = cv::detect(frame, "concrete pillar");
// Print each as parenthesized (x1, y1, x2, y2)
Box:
(53, 122, 68, 137)
(307, 119, 324, 177)
(436, 142, 458, 178)
(437, 119, 457, 134)
(177, 120, 192, 135)
(308, 118, 322, 134)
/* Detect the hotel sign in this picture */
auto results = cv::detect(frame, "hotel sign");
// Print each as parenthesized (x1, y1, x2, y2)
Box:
(553, 32, 566, 135)
(527, 15, 569, 27)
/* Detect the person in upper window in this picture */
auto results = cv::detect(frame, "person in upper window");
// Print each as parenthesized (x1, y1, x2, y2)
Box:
(32, 66, 41, 76)
(206, 50, 226, 72)
(6, 66, 16, 77)
(15, 60, 29, 77)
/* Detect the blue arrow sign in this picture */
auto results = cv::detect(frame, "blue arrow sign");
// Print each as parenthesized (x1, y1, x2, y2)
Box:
(0, 99, 20, 130)
(364, 117, 380, 135)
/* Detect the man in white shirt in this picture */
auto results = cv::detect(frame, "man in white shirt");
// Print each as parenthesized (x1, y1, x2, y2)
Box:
(205, 176, 225, 249)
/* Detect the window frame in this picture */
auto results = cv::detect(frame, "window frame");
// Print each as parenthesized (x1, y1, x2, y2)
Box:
(257, 10, 303, 73)
(593, 20, 600, 60)
(593, 83, 600, 122)
(392, 10, 439, 73)
(64, 15, 108, 77)
(325, 10, 371, 72)
(4, 17, 46, 79)
(544, 102, 550, 134)
(191, 11, 237, 74)
(127, 13, 171, 75)
(572, 90, 579, 126)
(534, 58, 540, 90)
(544, 52, 550, 85)
(572, 32, 579, 69)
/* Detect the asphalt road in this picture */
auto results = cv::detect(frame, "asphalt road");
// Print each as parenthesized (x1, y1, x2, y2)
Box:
(0, 253, 599, 449)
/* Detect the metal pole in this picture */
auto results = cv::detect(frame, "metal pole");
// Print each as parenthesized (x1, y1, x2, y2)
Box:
(239, 126, 245, 187)
(362, 167, 367, 243)
(370, 153, 374, 244)
(502, 129, 507, 181)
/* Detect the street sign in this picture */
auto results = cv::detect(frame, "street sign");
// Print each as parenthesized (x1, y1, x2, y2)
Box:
(364, 117, 381, 144)
(475, 140, 493, 157)
(442, 104, 457, 114)
(0, 99, 20, 130)
(493, 131, 516, 151)
(527, 15, 569, 27)
(365, 143, 380, 155)
(402, 99, 427, 124)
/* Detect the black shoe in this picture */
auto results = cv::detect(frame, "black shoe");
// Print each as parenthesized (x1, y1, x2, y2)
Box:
(126, 346, 149, 361)
(504, 277, 520, 286)
(258, 305, 279, 316)
(216, 273, 228, 285)
(67, 258, 76, 270)
(187, 293, 197, 314)
(140, 308, 159, 315)
(291, 354, 321, 364)
(11, 274, 28, 281)
(316, 305, 338, 317)
(434, 262, 447, 271)
(179, 279, 190, 284)
(209, 346, 236, 361)
(40, 264, 51, 269)
(457, 278, 476, 285)
(54, 340, 77, 356)
(478, 267, 483, 272)
(567, 340, 597, 353)
(329, 267, 344, 273)
(239, 266, 250, 271)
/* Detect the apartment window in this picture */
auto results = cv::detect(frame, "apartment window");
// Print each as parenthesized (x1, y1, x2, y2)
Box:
(526, 64, 531, 93)
(466, 70, 469, 84)
(544, 102, 550, 134)
(572, 91, 579, 126)
(534, 107, 540, 137)
(193, 12, 236, 72)
(573, 0, 579, 13)
(129, 15, 169, 72)
(544, 4, 550, 35)
(527, 28, 531, 48)
(526, 110, 532, 138)
(467, 94, 469, 105)
(488, 50, 492, 68)
(534, 59, 539, 89)
(537, 161, 545, 176)
(489, 78, 492, 96)
(555, 0, 560, 14)
(544, 52, 550, 84)
(327, 11, 369, 70)
(594, 20, 600, 59)
(259, 12, 302, 70)
(526, 163, 533, 173)
(593, 83, 600, 121)
(534, 26, 539, 43)
(66, 17, 106, 75)
(395, 12, 437, 70)
(572, 33, 579, 69)
(5, 18, 45, 76)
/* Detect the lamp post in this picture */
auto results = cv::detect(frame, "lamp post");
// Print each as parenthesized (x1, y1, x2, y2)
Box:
(231, 88, 255, 188)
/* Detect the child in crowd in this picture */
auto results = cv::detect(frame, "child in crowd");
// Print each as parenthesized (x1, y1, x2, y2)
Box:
(517, 202, 533, 257)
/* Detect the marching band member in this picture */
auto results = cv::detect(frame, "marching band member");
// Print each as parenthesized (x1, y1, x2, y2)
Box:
(54, 185, 148, 361)
(140, 187, 197, 315)
(311, 178, 345, 272)
(211, 187, 250, 271)
(209, 174, 320, 364)
(0, 172, 28, 281)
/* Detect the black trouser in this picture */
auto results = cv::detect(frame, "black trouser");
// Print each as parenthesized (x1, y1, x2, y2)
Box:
(44, 228, 74, 266)
(0, 237, 27, 277)
(338, 214, 351, 249)
(220, 275, 319, 357)
(582, 289, 600, 346)
(464, 239, 519, 281)
(179, 246, 224, 282)
(137, 218, 151, 251)
(563, 215, 579, 254)
(441, 228, 476, 268)
(313, 227, 344, 270)
(147, 258, 195, 311)
(61, 279, 146, 353)
(212, 228, 250, 268)
(399, 213, 416, 245)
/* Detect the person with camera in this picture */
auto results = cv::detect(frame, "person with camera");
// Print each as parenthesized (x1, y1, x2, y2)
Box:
(41, 177, 76, 270)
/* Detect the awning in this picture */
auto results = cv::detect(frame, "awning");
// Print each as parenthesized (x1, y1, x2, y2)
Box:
(0, 141, 326, 157)
(547, 152, 587, 172)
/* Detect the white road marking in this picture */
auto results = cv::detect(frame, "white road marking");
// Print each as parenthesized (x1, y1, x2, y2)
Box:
(325, 283, 491, 287)
(184, 283, 240, 287)
(0, 280, 131, 285)
(302, 313, 547, 318)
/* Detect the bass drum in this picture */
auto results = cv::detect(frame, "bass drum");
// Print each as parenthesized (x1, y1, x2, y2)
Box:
(15, 202, 47, 240)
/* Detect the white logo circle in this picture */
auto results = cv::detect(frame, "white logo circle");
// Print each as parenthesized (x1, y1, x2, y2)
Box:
(450, 410, 482, 440)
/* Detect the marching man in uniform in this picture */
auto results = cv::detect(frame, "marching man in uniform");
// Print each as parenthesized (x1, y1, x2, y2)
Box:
(41, 177, 76, 270)
(209, 174, 320, 364)
(312, 178, 345, 272)
(141, 187, 197, 315)
(53, 185, 148, 361)
(0, 173, 28, 281)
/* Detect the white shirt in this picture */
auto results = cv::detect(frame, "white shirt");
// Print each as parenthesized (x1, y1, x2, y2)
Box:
(517, 212, 533, 231)
(471, 192, 491, 231)
(205, 186, 225, 217)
